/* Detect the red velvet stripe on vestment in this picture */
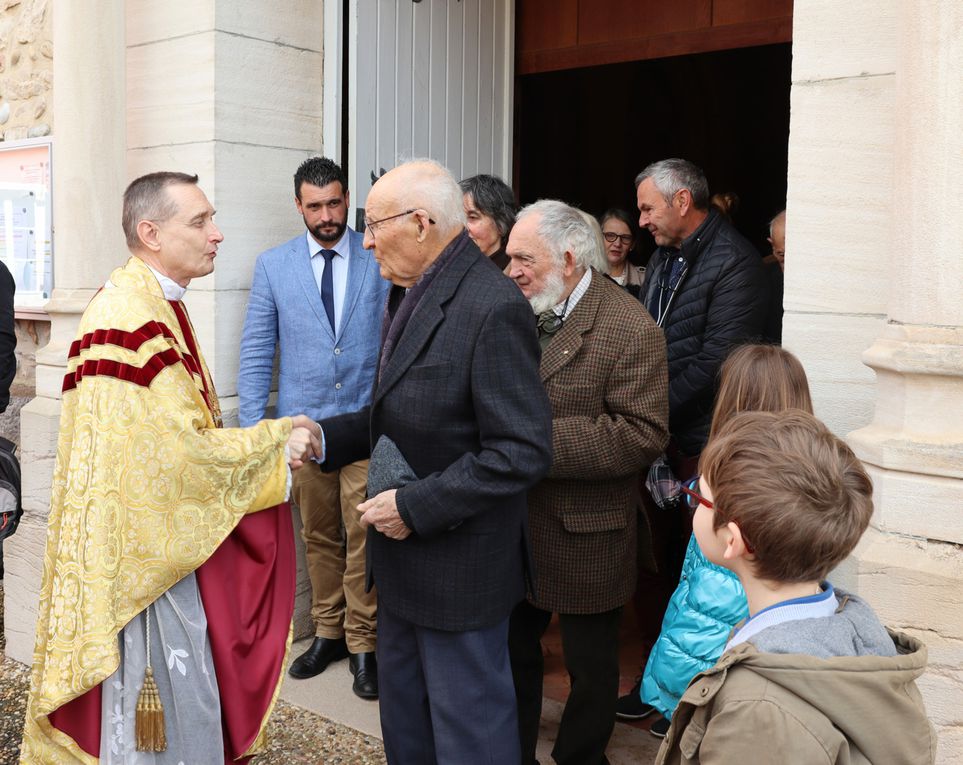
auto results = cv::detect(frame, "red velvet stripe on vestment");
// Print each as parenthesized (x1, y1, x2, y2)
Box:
(168, 301, 212, 406)
(62, 319, 208, 408)
(61, 347, 184, 394)
(67, 321, 178, 359)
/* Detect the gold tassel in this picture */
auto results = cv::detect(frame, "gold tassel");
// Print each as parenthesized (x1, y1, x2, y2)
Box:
(135, 604, 167, 752)
(135, 665, 167, 751)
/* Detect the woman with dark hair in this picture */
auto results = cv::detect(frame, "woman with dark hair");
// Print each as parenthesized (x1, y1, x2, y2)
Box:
(459, 174, 516, 270)
(599, 208, 644, 298)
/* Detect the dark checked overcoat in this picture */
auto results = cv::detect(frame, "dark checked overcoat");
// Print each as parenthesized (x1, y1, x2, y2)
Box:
(529, 269, 669, 614)
(319, 232, 553, 631)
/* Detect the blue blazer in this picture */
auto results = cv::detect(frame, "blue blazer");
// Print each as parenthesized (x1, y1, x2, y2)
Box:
(238, 229, 390, 426)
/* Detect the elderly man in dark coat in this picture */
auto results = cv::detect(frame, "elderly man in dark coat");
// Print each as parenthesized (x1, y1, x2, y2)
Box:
(318, 160, 553, 764)
(506, 199, 669, 765)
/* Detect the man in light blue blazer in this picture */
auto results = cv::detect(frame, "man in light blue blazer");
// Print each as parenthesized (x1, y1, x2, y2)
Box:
(238, 157, 390, 699)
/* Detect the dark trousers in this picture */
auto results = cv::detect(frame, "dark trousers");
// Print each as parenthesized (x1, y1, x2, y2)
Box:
(376, 600, 520, 765)
(632, 449, 699, 651)
(509, 600, 622, 765)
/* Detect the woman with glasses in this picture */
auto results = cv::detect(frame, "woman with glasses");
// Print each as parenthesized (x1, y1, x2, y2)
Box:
(599, 208, 644, 298)
(459, 174, 516, 271)
(618, 344, 814, 738)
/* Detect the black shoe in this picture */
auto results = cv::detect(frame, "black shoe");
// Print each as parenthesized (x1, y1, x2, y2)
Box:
(615, 675, 657, 720)
(348, 651, 378, 699)
(288, 637, 348, 679)
(649, 715, 670, 738)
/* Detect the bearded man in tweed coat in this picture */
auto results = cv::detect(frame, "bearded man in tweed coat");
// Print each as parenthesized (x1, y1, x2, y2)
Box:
(506, 200, 669, 765)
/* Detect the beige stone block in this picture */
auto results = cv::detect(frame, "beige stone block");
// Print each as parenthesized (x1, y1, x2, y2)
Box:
(847, 529, 963, 635)
(127, 33, 216, 148)
(842, 529, 963, 751)
(937, 728, 962, 765)
(782, 312, 883, 437)
(213, 33, 322, 151)
(864, 465, 963, 545)
(214, 0, 322, 53)
(20, 396, 58, 515)
(848, 324, 963, 480)
(127, 143, 217, 192)
(4, 513, 46, 664)
(891, 2, 963, 329)
(126, 0, 215, 47)
(785, 75, 895, 316)
(792, 0, 896, 82)
(207, 143, 319, 292)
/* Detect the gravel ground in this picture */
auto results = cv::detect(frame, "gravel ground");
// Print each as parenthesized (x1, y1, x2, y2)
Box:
(0, 585, 386, 765)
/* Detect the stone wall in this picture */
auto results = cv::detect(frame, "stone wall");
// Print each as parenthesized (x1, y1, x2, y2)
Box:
(0, 0, 51, 141)
(790, 2, 963, 762)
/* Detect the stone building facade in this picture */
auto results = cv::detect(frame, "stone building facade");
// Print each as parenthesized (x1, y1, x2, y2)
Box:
(3, 2, 961, 762)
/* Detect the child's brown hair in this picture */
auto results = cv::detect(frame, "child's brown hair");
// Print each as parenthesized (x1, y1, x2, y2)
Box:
(700, 410, 874, 583)
(709, 344, 813, 440)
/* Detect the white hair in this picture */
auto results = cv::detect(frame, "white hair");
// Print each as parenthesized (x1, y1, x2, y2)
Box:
(769, 209, 786, 236)
(394, 158, 466, 234)
(515, 199, 603, 273)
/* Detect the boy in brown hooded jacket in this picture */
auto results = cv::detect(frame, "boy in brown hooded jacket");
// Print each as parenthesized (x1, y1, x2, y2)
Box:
(656, 410, 937, 765)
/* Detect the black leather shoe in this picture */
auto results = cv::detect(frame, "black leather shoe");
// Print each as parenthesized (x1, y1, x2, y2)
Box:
(348, 651, 378, 699)
(288, 637, 348, 679)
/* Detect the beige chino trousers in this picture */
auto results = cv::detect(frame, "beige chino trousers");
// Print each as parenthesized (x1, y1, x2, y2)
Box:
(292, 459, 376, 653)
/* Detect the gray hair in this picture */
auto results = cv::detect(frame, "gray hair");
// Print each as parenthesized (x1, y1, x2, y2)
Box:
(634, 158, 710, 210)
(516, 199, 602, 273)
(394, 159, 466, 234)
(122, 171, 199, 249)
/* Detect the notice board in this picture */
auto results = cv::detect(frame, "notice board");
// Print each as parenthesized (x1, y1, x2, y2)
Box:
(0, 138, 52, 312)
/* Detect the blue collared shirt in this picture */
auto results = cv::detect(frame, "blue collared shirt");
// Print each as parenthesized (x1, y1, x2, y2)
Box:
(726, 581, 838, 651)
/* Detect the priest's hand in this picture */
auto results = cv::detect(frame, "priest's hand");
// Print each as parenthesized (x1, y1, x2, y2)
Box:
(290, 414, 322, 440)
(286, 425, 321, 469)
(359, 489, 411, 540)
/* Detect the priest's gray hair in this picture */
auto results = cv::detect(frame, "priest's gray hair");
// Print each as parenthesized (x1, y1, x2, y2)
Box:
(122, 171, 199, 249)
(516, 199, 604, 273)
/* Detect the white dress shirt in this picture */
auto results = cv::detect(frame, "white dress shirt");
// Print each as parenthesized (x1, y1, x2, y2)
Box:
(307, 229, 350, 334)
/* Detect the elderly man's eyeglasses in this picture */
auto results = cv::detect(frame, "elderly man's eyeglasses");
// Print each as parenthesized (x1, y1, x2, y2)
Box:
(602, 232, 634, 245)
(364, 208, 436, 234)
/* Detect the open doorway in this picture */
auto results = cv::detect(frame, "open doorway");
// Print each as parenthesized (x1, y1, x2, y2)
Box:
(515, 43, 792, 258)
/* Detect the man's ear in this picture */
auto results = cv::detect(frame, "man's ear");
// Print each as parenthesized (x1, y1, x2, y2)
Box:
(722, 521, 752, 562)
(344, 189, 350, 210)
(676, 189, 693, 216)
(562, 250, 577, 278)
(136, 220, 162, 253)
(294, 194, 304, 215)
(414, 209, 432, 243)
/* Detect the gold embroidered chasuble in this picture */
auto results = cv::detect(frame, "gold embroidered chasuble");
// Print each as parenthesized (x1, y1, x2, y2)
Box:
(21, 256, 292, 763)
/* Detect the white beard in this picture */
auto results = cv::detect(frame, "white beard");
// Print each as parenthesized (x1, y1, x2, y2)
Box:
(528, 269, 566, 315)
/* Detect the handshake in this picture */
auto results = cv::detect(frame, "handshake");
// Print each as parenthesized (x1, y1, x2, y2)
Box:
(286, 414, 323, 469)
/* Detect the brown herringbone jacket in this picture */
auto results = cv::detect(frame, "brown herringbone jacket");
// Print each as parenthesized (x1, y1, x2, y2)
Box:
(528, 271, 669, 613)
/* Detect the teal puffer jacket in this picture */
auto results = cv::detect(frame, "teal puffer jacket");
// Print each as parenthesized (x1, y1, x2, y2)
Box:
(641, 533, 748, 718)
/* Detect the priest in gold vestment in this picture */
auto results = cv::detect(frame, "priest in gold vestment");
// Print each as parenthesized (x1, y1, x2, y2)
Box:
(20, 172, 321, 764)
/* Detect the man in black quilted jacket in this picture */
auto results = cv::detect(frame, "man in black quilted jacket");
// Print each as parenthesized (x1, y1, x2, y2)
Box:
(624, 160, 767, 718)
(636, 158, 767, 464)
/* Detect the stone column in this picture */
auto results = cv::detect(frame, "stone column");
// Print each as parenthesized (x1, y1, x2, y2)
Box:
(4, 0, 127, 662)
(845, 2, 963, 761)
